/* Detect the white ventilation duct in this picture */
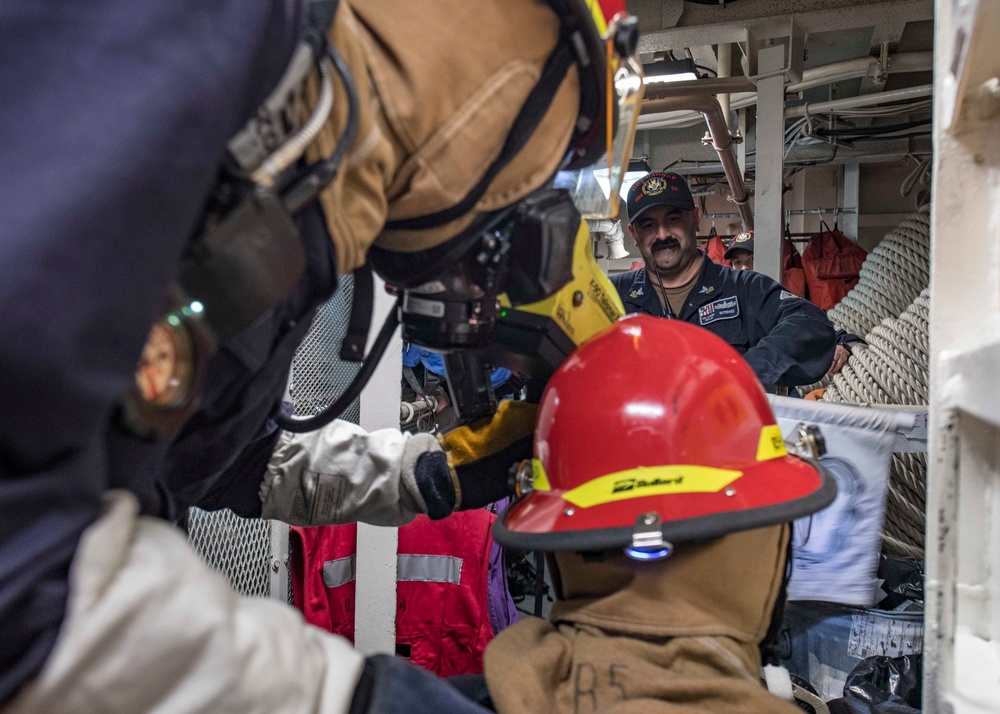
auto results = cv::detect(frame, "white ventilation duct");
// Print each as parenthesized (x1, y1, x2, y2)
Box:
(588, 219, 630, 260)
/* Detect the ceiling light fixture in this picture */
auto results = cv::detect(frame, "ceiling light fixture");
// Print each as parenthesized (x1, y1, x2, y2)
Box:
(594, 158, 651, 201)
(616, 158, 652, 200)
(642, 58, 699, 85)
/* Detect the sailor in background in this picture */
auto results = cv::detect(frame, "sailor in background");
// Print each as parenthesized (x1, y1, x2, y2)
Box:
(724, 231, 865, 377)
(610, 172, 837, 390)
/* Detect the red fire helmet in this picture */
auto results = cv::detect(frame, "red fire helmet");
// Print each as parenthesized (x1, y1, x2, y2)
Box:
(494, 314, 836, 557)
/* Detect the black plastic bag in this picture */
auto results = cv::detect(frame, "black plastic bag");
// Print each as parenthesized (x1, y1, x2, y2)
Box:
(874, 555, 924, 611)
(827, 697, 918, 714)
(826, 654, 922, 713)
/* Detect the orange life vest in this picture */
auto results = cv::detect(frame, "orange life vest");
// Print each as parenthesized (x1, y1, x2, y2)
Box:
(801, 228, 867, 310)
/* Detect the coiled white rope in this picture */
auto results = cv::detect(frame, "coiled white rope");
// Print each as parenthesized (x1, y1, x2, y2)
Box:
(800, 206, 932, 559)
(826, 206, 930, 337)
(823, 290, 930, 558)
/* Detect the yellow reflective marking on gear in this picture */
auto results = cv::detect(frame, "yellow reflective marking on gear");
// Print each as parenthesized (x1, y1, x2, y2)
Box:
(561, 465, 742, 508)
(531, 459, 551, 492)
(511, 220, 624, 347)
(584, 0, 610, 34)
(756, 425, 788, 461)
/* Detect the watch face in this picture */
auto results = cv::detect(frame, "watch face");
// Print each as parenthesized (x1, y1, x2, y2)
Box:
(135, 319, 194, 407)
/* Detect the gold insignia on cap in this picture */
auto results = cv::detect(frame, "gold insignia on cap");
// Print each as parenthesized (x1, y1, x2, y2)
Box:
(641, 177, 667, 196)
(735, 231, 753, 243)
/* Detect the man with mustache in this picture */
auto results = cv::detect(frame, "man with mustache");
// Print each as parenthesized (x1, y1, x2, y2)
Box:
(609, 172, 837, 390)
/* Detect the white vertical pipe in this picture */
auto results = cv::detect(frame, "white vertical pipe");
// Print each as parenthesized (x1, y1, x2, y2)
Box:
(841, 162, 860, 242)
(354, 277, 401, 656)
(717, 43, 732, 131)
(737, 108, 748, 178)
(754, 45, 786, 283)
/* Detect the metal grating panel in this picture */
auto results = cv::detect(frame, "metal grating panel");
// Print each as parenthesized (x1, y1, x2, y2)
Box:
(187, 508, 274, 598)
(188, 277, 362, 600)
(288, 274, 362, 420)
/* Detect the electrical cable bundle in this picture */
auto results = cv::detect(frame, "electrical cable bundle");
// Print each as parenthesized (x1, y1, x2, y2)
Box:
(780, 100, 932, 167)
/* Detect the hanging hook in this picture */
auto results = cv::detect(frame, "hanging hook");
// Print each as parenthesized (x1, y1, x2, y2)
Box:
(819, 210, 833, 234)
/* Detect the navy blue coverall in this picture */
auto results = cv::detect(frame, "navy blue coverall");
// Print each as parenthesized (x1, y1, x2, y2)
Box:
(0, 4, 502, 711)
(609, 255, 837, 388)
(0, 0, 349, 703)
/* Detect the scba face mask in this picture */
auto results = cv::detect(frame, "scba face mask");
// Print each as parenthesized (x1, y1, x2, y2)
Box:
(392, 188, 609, 423)
(391, 186, 627, 424)
(398, 189, 581, 352)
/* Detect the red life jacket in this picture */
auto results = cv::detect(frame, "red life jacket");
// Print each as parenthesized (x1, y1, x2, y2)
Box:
(781, 236, 808, 299)
(801, 228, 867, 310)
(705, 234, 731, 267)
(290, 509, 496, 677)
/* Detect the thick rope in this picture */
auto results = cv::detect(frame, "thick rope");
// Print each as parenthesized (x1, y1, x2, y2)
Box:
(798, 206, 931, 397)
(800, 206, 931, 560)
(827, 205, 930, 336)
(824, 290, 931, 559)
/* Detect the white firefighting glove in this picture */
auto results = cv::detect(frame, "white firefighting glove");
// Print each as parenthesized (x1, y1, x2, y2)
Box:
(260, 400, 536, 526)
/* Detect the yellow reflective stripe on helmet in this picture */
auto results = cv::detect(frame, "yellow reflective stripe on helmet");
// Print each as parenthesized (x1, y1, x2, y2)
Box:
(561, 465, 742, 508)
(756, 425, 788, 461)
(531, 458, 552, 492)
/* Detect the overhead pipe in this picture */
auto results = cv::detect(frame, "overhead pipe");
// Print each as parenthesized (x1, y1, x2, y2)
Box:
(786, 51, 931, 94)
(783, 84, 932, 117)
(639, 51, 933, 130)
(642, 94, 754, 230)
(657, 149, 933, 177)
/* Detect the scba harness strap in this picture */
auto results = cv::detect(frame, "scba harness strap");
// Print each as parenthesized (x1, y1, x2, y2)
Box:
(182, 0, 358, 342)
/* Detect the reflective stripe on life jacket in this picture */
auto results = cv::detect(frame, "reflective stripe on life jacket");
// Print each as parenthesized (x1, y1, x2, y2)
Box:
(290, 509, 496, 677)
